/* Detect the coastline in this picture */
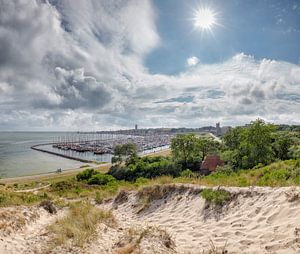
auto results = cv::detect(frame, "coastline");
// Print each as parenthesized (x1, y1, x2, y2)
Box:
(0, 148, 171, 184)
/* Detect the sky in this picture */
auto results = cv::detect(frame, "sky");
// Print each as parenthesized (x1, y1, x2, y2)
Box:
(0, 0, 299, 131)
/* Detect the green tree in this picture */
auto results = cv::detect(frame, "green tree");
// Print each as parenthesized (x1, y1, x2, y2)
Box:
(171, 134, 220, 169)
(111, 143, 138, 165)
(171, 134, 200, 168)
(222, 127, 242, 150)
(223, 119, 276, 169)
(272, 132, 294, 160)
(198, 137, 221, 161)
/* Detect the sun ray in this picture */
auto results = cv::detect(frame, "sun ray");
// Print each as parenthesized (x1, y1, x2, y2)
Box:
(191, 7, 220, 36)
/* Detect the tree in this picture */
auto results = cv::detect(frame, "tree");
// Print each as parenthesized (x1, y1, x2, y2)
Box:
(171, 134, 221, 169)
(223, 119, 276, 169)
(111, 143, 138, 165)
(222, 127, 242, 150)
(171, 134, 201, 168)
(272, 132, 294, 160)
(243, 119, 275, 167)
(198, 137, 221, 161)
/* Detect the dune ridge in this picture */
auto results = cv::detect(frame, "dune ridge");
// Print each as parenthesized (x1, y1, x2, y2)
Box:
(0, 185, 299, 253)
(98, 185, 300, 253)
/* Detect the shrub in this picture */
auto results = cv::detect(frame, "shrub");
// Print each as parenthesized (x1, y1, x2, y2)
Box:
(201, 188, 231, 206)
(87, 173, 116, 185)
(135, 177, 149, 185)
(76, 168, 98, 181)
(180, 169, 195, 178)
(107, 166, 133, 181)
(215, 165, 235, 176)
(50, 180, 76, 191)
(108, 156, 182, 181)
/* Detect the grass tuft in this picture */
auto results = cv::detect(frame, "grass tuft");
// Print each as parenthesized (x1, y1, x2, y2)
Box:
(201, 189, 231, 206)
(49, 201, 115, 247)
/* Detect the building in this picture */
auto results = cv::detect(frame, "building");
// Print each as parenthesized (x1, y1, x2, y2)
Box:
(216, 122, 231, 136)
(216, 122, 221, 136)
(135, 124, 138, 130)
(200, 155, 224, 175)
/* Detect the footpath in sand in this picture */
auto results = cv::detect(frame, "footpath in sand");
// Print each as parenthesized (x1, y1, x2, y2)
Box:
(1, 185, 300, 253)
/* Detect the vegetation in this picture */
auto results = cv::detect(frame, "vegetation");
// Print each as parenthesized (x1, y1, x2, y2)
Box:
(198, 159, 300, 187)
(49, 201, 115, 247)
(171, 134, 220, 170)
(0, 189, 47, 207)
(76, 168, 99, 181)
(108, 156, 181, 181)
(111, 143, 138, 165)
(222, 119, 299, 169)
(201, 188, 231, 206)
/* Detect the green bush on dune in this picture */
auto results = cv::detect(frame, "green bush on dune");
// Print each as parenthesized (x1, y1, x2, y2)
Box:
(76, 168, 98, 181)
(108, 156, 182, 181)
(201, 188, 231, 206)
(76, 168, 116, 186)
(87, 174, 115, 185)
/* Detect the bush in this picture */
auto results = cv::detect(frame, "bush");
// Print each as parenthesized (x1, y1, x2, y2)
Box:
(107, 166, 134, 181)
(76, 168, 98, 181)
(180, 169, 195, 178)
(215, 165, 235, 176)
(108, 156, 182, 181)
(87, 173, 116, 185)
(50, 180, 76, 191)
(201, 189, 231, 206)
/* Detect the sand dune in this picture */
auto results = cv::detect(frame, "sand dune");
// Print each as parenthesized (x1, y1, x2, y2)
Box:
(0, 185, 299, 253)
(96, 185, 300, 253)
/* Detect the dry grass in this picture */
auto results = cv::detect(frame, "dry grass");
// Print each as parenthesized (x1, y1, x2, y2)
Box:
(114, 226, 175, 254)
(204, 239, 228, 254)
(48, 201, 116, 247)
(285, 188, 300, 202)
(0, 207, 39, 235)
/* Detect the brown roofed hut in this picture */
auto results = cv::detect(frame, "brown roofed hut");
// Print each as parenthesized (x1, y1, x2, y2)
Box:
(200, 155, 224, 175)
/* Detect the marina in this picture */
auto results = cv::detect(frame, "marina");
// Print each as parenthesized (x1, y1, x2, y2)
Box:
(30, 132, 174, 164)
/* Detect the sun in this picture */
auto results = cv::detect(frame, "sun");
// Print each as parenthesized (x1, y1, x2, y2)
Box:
(193, 8, 217, 31)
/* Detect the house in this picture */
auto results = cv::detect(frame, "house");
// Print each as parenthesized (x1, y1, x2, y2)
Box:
(200, 155, 224, 175)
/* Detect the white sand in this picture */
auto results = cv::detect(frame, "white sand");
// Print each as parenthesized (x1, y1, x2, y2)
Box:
(1, 185, 299, 253)
(95, 185, 300, 253)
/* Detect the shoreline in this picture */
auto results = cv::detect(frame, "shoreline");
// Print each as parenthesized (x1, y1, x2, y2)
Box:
(0, 148, 171, 184)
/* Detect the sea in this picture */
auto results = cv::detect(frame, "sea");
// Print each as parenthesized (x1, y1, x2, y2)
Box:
(0, 132, 99, 178)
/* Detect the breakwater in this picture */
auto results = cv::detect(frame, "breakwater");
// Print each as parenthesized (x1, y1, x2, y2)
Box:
(30, 143, 95, 163)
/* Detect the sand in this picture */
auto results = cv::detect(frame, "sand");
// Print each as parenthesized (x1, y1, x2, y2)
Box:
(95, 185, 300, 253)
(1, 185, 299, 253)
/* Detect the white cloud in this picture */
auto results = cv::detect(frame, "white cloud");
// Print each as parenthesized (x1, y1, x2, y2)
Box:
(0, 0, 299, 131)
(186, 56, 199, 67)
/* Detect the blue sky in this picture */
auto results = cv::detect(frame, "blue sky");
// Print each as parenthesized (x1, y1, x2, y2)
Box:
(146, 0, 300, 74)
(0, 0, 299, 130)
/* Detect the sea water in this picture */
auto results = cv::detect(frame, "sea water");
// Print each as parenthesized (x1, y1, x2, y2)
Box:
(0, 132, 85, 178)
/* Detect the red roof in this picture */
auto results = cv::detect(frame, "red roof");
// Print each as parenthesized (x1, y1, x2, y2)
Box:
(200, 155, 224, 172)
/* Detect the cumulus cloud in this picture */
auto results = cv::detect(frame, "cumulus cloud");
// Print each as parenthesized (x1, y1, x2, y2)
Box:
(186, 56, 199, 67)
(0, 0, 299, 130)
